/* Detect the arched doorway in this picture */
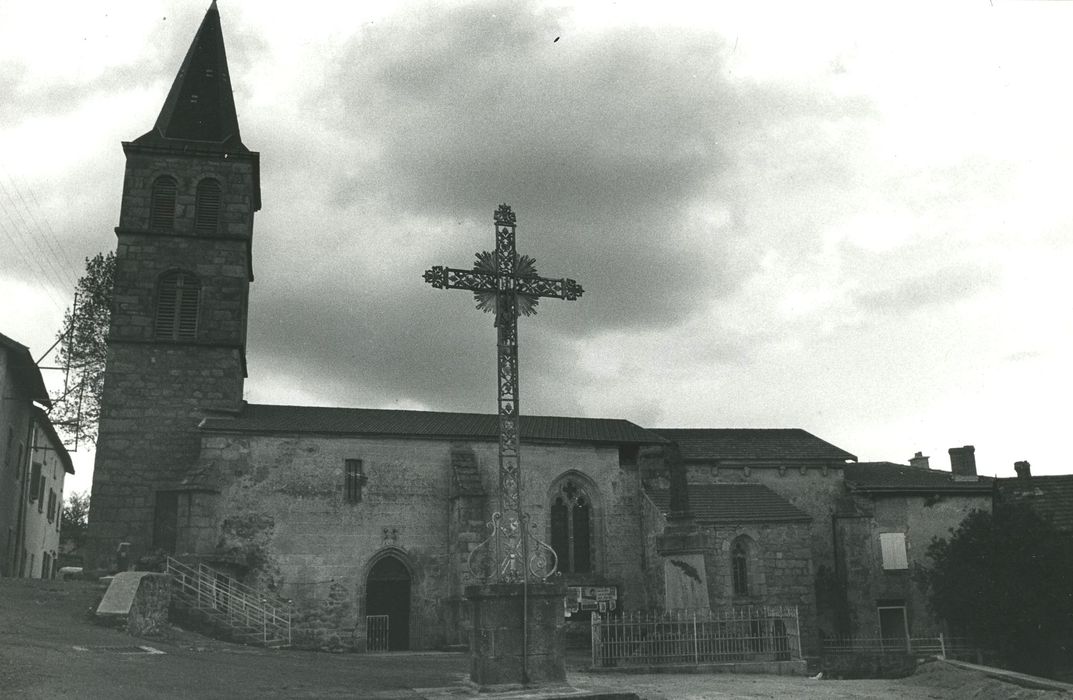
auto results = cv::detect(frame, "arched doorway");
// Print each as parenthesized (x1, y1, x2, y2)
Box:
(366, 555, 411, 651)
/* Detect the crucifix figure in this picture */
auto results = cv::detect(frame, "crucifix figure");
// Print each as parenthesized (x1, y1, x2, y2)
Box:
(424, 204, 583, 582)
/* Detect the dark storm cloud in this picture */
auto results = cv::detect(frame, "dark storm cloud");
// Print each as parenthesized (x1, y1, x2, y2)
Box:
(245, 275, 584, 415)
(238, 2, 876, 416)
(315, 2, 740, 332)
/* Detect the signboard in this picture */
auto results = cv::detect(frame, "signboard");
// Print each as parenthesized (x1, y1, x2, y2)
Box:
(564, 585, 618, 615)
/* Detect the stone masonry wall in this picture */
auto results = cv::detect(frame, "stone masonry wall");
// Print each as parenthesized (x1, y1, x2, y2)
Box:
(190, 432, 647, 650)
(87, 344, 244, 572)
(706, 522, 818, 657)
(86, 145, 256, 575)
(0, 353, 32, 577)
(686, 462, 845, 637)
(837, 493, 991, 638)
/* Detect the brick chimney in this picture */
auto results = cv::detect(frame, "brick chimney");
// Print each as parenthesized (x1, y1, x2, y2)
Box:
(1014, 460, 1032, 480)
(909, 451, 930, 470)
(948, 445, 977, 477)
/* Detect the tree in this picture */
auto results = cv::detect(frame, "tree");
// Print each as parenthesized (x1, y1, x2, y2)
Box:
(51, 252, 115, 446)
(60, 490, 90, 553)
(914, 500, 1073, 676)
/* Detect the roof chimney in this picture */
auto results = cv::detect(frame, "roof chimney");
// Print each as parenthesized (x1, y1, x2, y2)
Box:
(1014, 460, 1032, 480)
(949, 445, 977, 479)
(909, 451, 930, 470)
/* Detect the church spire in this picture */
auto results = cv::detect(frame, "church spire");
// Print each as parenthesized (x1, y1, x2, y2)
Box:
(135, 1, 246, 152)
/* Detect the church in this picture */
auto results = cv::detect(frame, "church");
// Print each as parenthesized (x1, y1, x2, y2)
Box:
(85, 4, 992, 657)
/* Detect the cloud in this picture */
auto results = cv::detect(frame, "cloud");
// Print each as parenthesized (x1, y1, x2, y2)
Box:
(854, 263, 998, 313)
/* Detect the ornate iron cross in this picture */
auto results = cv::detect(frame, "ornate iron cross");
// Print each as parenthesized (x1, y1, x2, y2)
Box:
(423, 204, 583, 582)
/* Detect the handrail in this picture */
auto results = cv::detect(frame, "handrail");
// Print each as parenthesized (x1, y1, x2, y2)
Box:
(166, 556, 291, 647)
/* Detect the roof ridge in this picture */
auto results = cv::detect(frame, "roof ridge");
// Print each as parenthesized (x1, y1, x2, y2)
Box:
(240, 402, 645, 425)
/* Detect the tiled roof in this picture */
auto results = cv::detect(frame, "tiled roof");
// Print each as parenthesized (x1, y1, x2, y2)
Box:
(844, 462, 994, 493)
(200, 403, 665, 445)
(999, 476, 1073, 533)
(646, 483, 811, 524)
(650, 428, 856, 462)
(0, 331, 50, 407)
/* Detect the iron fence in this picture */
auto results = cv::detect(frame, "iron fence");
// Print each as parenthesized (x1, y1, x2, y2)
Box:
(591, 606, 801, 668)
(366, 614, 390, 652)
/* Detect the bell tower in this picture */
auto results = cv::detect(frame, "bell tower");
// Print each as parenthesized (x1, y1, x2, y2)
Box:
(86, 2, 260, 574)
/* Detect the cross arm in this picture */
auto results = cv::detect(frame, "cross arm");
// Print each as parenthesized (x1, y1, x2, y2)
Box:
(516, 275, 584, 301)
(423, 266, 498, 292)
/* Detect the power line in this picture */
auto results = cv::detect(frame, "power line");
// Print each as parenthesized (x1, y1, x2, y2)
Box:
(0, 199, 68, 312)
(0, 177, 74, 294)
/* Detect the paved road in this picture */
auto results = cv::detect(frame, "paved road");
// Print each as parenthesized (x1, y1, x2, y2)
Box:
(2, 579, 1065, 699)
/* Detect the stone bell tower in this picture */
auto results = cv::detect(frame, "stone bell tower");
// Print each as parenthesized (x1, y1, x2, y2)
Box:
(85, 1, 260, 574)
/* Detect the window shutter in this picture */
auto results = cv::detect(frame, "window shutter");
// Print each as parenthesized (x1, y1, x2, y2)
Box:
(155, 271, 200, 341)
(176, 281, 200, 340)
(150, 176, 177, 231)
(155, 279, 179, 337)
(880, 532, 908, 570)
(195, 179, 222, 234)
(29, 462, 41, 501)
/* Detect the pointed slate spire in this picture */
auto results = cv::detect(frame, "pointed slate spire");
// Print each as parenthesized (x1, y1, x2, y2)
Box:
(135, 1, 247, 151)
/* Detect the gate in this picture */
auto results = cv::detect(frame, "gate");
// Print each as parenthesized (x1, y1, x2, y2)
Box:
(366, 614, 390, 652)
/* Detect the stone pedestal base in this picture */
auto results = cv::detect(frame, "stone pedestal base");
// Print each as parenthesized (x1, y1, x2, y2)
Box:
(465, 581, 566, 690)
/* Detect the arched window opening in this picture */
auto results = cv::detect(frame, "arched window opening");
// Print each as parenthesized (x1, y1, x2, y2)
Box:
(150, 176, 178, 231)
(732, 539, 750, 597)
(195, 178, 222, 234)
(155, 271, 200, 341)
(550, 478, 593, 574)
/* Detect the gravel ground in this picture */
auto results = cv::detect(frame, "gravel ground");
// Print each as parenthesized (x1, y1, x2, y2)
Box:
(1, 578, 1067, 699)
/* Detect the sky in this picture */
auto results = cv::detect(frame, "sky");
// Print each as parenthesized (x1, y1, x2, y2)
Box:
(1, 1, 1071, 496)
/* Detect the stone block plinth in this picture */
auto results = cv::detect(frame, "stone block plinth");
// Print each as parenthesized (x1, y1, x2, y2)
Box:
(465, 581, 566, 690)
(96, 571, 172, 636)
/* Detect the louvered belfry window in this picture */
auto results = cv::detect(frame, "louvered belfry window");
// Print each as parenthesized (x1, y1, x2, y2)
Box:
(155, 271, 200, 341)
(150, 175, 178, 231)
(195, 178, 222, 234)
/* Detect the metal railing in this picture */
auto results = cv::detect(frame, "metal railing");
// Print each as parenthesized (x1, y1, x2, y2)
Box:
(822, 634, 984, 661)
(592, 606, 802, 668)
(166, 556, 292, 648)
(366, 614, 390, 652)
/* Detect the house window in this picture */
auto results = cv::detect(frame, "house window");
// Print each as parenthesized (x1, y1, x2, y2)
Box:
(732, 539, 750, 596)
(150, 175, 178, 231)
(879, 532, 909, 570)
(195, 178, 222, 234)
(29, 462, 41, 502)
(47, 489, 56, 523)
(345, 459, 367, 503)
(155, 271, 200, 341)
(550, 478, 594, 574)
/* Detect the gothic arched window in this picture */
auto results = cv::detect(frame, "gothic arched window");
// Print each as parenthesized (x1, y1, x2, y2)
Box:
(155, 271, 200, 341)
(732, 538, 750, 597)
(551, 478, 593, 574)
(150, 175, 178, 231)
(195, 178, 222, 234)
